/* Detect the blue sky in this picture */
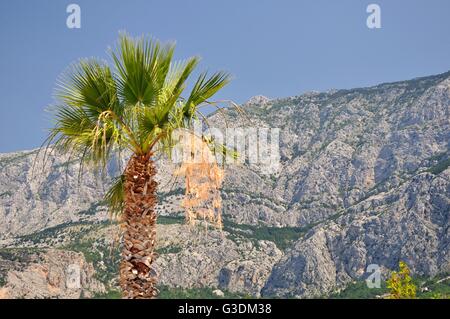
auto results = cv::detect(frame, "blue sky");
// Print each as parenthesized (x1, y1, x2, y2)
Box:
(0, 0, 449, 153)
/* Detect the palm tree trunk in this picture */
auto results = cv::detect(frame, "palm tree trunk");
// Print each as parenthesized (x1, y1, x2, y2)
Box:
(119, 154, 158, 299)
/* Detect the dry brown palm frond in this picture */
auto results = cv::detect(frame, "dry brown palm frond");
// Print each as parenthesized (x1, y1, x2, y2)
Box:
(174, 130, 224, 229)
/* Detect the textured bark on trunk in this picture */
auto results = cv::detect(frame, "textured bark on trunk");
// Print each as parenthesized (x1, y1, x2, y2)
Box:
(120, 154, 158, 299)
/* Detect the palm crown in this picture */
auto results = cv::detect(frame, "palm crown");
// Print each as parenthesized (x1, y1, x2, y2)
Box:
(46, 33, 230, 171)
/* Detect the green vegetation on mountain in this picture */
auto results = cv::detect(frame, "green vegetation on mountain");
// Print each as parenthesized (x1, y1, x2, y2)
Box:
(158, 286, 250, 299)
(427, 157, 450, 175)
(223, 220, 308, 250)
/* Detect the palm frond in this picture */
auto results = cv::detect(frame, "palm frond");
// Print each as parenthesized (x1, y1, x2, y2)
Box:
(111, 33, 174, 107)
(47, 102, 124, 174)
(104, 175, 125, 217)
(56, 59, 120, 118)
(161, 57, 200, 106)
(184, 71, 231, 118)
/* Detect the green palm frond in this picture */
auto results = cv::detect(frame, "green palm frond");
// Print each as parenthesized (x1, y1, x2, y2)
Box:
(47, 59, 126, 170)
(104, 175, 125, 217)
(184, 71, 231, 118)
(49, 104, 122, 170)
(111, 33, 174, 107)
(56, 59, 120, 118)
(161, 57, 200, 105)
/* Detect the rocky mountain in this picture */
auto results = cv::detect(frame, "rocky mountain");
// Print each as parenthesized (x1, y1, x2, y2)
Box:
(0, 71, 449, 298)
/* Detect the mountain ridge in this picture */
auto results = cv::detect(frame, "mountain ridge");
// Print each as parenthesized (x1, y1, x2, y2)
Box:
(0, 70, 449, 298)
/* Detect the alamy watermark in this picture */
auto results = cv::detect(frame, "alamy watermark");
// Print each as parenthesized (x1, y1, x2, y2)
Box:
(66, 4, 81, 29)
(65, 4, 381, 31)
(366, 4, 381, 29)
(171, 120, 281, 174)
(66, 264, 81, 289)
(366, 264, 381, 289)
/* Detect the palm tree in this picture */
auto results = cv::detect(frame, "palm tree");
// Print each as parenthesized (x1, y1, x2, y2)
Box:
(43, 34, 231, 298)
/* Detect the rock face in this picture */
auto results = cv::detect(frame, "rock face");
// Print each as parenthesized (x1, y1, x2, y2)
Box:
(262, 171, 450, 297)
(0, 249, 105, 299)
(155, 224, 282, 297)
(245, 95, 271, 106)
(0, 149, 111, 239)
(0, 71, 449, 298)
